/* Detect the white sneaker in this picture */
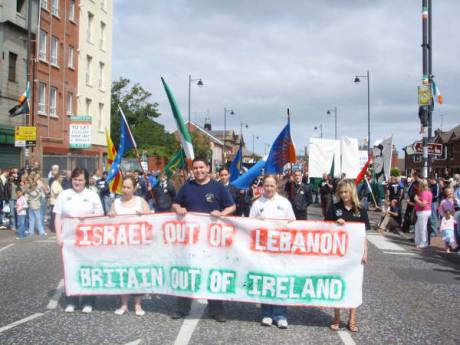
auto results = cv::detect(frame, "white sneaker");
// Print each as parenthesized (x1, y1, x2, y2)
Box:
(82, 305, 93, 313)
(114, 307, 127, 315)
(277, 319, 288, 329)
(261, 317, 273, 326)
(65, 304, 75, 313)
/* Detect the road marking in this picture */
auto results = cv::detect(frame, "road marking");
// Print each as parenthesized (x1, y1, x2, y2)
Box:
(47, 279, 64, 309)
(0, 313, 44, 333)
(367, 234, 405, 251)
(382, 251, 417, 256)
(173, 300, 207, 345)
(124, 339, 142, 345)
(0, 243, 15, 253)
(338, 330, 357, 345)
(34, 240, 56, 243)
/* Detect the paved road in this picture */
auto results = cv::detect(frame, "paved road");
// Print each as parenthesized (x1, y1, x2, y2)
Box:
(0, 205, 459, 345)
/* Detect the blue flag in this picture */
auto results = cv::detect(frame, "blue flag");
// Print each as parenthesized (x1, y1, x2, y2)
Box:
(229, 145, 243, 182)
(106, 114, 135, 182)
(264, 121, 296, 174)
(231, 157, 266, 189)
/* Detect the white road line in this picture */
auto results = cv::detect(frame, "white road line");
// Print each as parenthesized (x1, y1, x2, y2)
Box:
(338, 330, 357, 345)
(173, 300, 207, 345)
(0, 313, 44, 333)
(367, 234, 405, 251)
(47, 279, 64, 310)
(124, 339, 142, 345)
(382, 251, 417, 256)
(0, 243, 15, 253)
(34, 240, 56, 243)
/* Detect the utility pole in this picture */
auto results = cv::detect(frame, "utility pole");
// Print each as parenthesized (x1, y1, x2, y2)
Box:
(427, 0, 433, 176)
(421, 0, 430, 179)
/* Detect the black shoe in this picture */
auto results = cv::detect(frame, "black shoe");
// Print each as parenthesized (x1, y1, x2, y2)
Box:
(171, 311, 187, 319)
(213, 313, 226, 323)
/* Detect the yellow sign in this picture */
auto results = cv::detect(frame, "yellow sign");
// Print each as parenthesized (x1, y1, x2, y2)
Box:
(15, 126, 37, 141)
(418, 85, 432, 106)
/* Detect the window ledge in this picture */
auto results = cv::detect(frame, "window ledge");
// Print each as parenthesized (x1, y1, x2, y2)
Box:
(38, 111, 48, 116)
(51, 63, 60, 69)
(49, 114, 59, 119)
(39, 58, 48, 64)
(68, 65, 75, 71)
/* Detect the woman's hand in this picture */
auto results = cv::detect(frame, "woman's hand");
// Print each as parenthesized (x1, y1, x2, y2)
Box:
(361, 252, 368, 264)
(336, 218, 346, 225)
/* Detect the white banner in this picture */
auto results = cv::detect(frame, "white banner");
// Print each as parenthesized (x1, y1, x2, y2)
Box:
(62, 213, 365, 308)
(341, 137, 360, 179)
(308, 138, 341, 178)
(373, 136, 393, 183)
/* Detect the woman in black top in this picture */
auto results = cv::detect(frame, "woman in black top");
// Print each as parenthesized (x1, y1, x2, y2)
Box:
(325, 179, 369, 333)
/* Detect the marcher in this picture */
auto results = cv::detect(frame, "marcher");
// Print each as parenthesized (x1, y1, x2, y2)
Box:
(54, 167, 104, 313)
(170, 158, 236, 322)
(326, 179, 369, 333)
(111, 176, 150, 316)
(285, 170, 312, 220)
(439, 210, 457, 253)
(250, 174, 296, 329)
(153, 172, 176, 212)
(414, 180, 433, 249)
(320, 173, 333, 218)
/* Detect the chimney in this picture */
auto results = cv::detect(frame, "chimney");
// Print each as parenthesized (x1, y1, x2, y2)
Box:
(204, 117, 211, 131)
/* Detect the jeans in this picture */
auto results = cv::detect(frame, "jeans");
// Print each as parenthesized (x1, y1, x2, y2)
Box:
(430, 201, 439, 234)
(65, 295, 96, 308)
(40, 197, 47, 229)
(176, 297, 224, 316)
(29, 208, 46, 235)
(16, 215, 26, 238)
(9, 199, 17, 230)
(261, 304, 287, 322)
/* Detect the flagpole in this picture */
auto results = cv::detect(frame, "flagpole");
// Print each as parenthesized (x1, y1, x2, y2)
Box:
(118, 105, 146, 174)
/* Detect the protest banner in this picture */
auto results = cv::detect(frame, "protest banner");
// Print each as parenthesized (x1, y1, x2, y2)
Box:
(62, 213, 365, 308)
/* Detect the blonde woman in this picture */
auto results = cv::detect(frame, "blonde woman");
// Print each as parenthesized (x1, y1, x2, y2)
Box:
(414, 180, 433, 249)
(325, 179, 369, 332)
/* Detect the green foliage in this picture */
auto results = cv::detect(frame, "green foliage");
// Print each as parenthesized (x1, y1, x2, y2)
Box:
(110, 77, 177, 159)
(192, 133, 212, 162)
(390, 167, 401, 177)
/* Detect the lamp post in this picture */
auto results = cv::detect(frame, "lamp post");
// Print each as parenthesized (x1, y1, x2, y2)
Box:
(264, 143, 270, 155)
(240, 122, 248, 145)
(314, 124, 323, 138)
(354, 71, 371, 155)
(252, 135, 259, 162)
(187, 75, 204, 129)
(326, 107, 338, 140)
(223, 107, 235, 164)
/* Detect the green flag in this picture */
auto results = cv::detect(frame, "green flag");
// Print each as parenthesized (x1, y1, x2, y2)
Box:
(164, 149, 186, 178)
(329, 155, 335, 178)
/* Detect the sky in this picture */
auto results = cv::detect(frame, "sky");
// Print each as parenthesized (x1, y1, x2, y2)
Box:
(112, 0, 460, 157)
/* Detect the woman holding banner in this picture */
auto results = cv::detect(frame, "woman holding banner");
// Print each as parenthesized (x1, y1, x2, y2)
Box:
(54, 167, 104, 313)
(249, 174, 296, 329)
(326, 179, 369, 332)
(110, 175, 150, 316)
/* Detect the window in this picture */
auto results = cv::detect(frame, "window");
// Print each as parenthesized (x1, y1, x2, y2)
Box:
(39, 30, 47, 61)
(51, 0, 59, 16)
(68, 46, 74, 69)
(101, 0, 107, 11)
(98, 62, 104, 89)
(38, 83, 46, 114)
(98, 103, 104, 131)
(40, 0, 48, 10)
(86, 98, 92, 116)
(87, 12, 94, 43)
(69, 0, 75, 21)
(50, 87, 57, 116)
(51, 36, 58, 66)
(8, 52, 17, 82)
(17, 0, 26, 13)
(100, 22, 106, 50)
(86, 55, 92, 85)
(67, 93, 73, 115)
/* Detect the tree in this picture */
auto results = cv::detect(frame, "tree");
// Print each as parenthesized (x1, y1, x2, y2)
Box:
(110, 78, 177, 159)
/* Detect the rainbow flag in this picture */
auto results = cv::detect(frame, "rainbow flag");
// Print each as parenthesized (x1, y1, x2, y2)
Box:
(105, 129, 123, 194)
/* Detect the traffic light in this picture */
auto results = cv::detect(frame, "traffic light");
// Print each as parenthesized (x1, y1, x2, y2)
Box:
(418, 106, 428, 127)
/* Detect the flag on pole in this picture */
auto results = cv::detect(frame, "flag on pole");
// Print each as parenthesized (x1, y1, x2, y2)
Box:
(355, 156, 371, 185)
(431, 80, 443, 104)
(106, 110, 136, 183)
(264, 119, 296, 174)
(105, 129, 123, 194)
(164, 149, 186, 178)
(9, 82, 30, 117)
(229, 145, 243, 182)
(329, 155, 335, 178)
(231, 156, 267, 190)
(161, 77, 194, 160)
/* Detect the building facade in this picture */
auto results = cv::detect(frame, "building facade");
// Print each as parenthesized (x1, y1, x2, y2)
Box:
(0, 0, 38, 168)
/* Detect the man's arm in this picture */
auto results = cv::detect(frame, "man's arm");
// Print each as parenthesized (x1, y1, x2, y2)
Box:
(171, 202, 187, 215)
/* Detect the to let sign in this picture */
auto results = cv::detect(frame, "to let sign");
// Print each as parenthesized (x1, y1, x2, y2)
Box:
(69, 116, 92, 149)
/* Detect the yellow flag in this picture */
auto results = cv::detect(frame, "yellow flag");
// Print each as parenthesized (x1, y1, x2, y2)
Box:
(105, 129, 123, 194)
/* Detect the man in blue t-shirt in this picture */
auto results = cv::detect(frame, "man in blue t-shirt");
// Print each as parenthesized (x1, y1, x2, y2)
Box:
(171, 158, 236, 322)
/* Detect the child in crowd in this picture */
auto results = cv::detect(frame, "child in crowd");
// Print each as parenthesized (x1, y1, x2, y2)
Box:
(439, 210, 457, 253)
(15, 188, 28, 239)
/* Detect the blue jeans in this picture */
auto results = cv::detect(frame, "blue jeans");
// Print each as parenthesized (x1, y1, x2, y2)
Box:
(16, 215, 26, 238)
(9, 199, 17, 230)
(261, 304, 287, 322)
(430, 201, 439, 234)
(29, 208, 46, 235)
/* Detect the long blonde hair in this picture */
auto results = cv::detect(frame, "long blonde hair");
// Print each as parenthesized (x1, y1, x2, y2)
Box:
(336, 179, 361, 211)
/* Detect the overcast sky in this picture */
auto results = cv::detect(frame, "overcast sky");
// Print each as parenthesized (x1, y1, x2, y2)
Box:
(112, 0, 460, 156)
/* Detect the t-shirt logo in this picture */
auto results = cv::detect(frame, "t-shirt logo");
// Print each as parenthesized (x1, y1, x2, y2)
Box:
(336, 209, 343, 217)
(205, 193, 215, 203)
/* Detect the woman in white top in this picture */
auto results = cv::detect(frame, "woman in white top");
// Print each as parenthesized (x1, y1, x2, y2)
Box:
(111, 176, 150, 316)
(249, 174, 295, 329)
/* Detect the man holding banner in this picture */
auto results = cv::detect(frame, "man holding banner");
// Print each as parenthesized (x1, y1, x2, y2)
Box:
(170, 158, 236, 322)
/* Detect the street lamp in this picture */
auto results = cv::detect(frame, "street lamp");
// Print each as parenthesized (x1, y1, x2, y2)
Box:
(223, 107, 235, 164)
(314, 124, 323, 138)
(188, 75, 204, 128)
(240, 122, 248, 145)
(326, 107, 338, 140)
(264, 143, 270, 155)
(354, 71, 371, 155)
(252, 135, 259, 162)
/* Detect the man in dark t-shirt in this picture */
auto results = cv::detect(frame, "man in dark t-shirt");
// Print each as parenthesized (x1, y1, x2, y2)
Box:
(171, 158, 236, 322)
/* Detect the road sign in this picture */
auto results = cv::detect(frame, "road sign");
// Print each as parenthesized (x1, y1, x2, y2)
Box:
(412, 142, 443, 155)
(15, 126, 36, 141)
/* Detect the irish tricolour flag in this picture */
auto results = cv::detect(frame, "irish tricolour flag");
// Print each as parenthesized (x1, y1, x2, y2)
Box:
(161, 77, 194, 161)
